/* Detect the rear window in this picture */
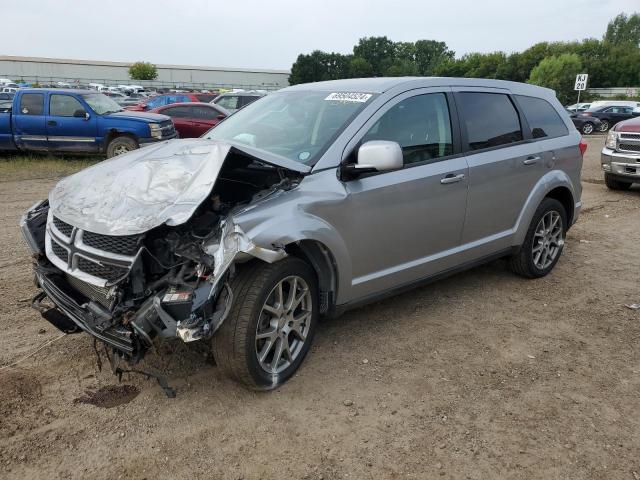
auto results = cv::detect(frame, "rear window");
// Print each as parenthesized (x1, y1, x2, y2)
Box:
(19, 93, 44, 116)
(457, 92, 523, 151)
(515, 95, 568, 139)
(196, 94, 217, 103)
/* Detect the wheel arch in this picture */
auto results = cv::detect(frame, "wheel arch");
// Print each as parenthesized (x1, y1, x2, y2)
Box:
(513, 170, 578, 246)
(545, 186, 575, 227)
(285, 240, 339, 317)
(104, 129, 138, 152)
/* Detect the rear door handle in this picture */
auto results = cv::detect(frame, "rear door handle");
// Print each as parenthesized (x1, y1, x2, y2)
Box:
(523, 156, 541, 165)
(47, 120, 57, 126)
(440, 173, 465, 184)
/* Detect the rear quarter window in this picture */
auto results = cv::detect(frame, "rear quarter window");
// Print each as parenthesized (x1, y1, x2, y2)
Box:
(515, 95, 569, 139)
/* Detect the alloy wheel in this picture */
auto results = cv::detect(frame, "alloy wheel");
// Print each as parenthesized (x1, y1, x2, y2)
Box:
(532, 211, 564, 270)
(582, 123, 593, 134)
(255, 275, 312, 374)
(599, 121, 609, 132)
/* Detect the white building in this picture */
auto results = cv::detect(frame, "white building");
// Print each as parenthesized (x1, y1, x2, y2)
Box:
(0, 55, 290, 91)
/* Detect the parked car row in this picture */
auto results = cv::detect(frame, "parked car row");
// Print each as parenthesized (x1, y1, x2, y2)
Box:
(566, 100, 640, 134)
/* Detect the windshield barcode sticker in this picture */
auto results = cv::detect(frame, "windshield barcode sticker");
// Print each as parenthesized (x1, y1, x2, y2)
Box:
(325, 92, 372, 103)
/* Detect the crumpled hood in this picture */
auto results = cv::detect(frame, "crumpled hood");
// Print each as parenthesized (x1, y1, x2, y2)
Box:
(49, 139, 308, 236)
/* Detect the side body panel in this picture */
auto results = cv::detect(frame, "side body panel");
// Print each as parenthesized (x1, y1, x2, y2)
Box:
(0, 111, 17, 150)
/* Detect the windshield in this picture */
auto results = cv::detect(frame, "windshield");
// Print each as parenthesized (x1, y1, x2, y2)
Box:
(81, 93, 123, 115)
(203, 91, 375, 165)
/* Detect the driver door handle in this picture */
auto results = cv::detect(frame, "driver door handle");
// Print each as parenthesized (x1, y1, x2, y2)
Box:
(523, 155, 541, 165)
(47, 120, 57, 126)
(440, 173, 465, 184)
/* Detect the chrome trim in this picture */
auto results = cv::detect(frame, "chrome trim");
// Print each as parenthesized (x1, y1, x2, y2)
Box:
(48, 136, 96, 142)
(44, 211, 139, 288)
(20, 135, 47, 141)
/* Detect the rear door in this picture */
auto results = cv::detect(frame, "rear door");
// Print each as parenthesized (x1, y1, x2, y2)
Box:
(13, 92, 48, 150)
(46, 93, 99, 152)
(454, 89, 543, 253)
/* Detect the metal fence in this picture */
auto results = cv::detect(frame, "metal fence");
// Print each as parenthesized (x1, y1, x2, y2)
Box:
(1, 74, 283, 92)
(587, 87, 639, 98)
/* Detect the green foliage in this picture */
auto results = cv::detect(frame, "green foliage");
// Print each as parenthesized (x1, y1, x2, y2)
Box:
(288, 11, 640, 98)
(128, 62, 158, 81)
(528, 54, 583, 104)
(604, 12, 640, 46)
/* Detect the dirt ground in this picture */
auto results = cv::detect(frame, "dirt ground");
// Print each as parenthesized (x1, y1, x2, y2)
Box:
(1, 136, 639, 480)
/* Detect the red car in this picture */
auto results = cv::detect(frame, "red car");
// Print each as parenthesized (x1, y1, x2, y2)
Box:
(125, 92, 218, 111)
(149, 102, 228, 138)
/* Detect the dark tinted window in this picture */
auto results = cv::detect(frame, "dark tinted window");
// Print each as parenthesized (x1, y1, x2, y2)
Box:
(19, 93, 44, 115)
(458, 92, 522, 150)
(50, 94, 85, 117)
(363, 93, 453, 165)
(516, 95, 568, 139)
(162, 106, 191, 118)
(193, 105, 220, 120)
(241, 95, 261, 108)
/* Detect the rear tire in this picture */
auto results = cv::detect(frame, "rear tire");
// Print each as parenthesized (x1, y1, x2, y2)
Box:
(106, 136, 138, 158)
(509, 198, 567, 279)
(212, 257, 318, 390)
(604, 173, 632, 191)
(580, 122, 594, 135)
(598, 120, 610, 132)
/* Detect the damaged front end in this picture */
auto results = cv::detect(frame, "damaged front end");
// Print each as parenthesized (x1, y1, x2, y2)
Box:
(20, 140, 303, 394)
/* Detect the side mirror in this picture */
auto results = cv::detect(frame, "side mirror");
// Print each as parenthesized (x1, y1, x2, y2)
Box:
(346, 141, 403, 177)
(73, 109, 89, 119)
(217, 114, 226, 120)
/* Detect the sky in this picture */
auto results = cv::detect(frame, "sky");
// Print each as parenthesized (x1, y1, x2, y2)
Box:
(0, 0, 637, 71)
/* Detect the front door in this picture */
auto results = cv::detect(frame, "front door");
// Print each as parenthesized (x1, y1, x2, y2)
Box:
(13, 92, 48, 151)
(46, 93, 98, 152)
(343, 89, 469, 300)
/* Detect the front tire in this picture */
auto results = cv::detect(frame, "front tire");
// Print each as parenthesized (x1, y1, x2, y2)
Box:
(212, 257, 318, 390)
(509, 198, 567, 278)
(604, 173, 632, 190)
(598, 120, 610, 132)
(106, 136, 138, 158)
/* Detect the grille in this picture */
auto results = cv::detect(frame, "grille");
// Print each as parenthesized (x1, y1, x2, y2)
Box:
(160, 120, 175, 137)
(619, 143, 640, 153)
(620, 133, 640, 139)
(53, 216, 73, 237)
(51, 240, 69, 263)
(82, 231, 142, 255)
(66, 274, 115, 309)
(77, 257, 129, 282)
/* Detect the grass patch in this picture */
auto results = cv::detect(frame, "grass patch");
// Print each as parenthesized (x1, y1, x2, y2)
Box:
(0, 154, 99, 182)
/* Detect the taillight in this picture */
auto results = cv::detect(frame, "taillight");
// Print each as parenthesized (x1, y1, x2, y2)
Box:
(579, 138, 588, 156)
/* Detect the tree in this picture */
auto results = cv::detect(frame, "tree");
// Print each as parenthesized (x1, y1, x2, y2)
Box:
(604, 12, 640, 46)
(353, 36, 397, 76)
(528, 53, 583, 104)
(348, 57, 374, 78)
(413, 40, 454, 75)
(289, 51, 351, 85)
(129, 62, 158, 81)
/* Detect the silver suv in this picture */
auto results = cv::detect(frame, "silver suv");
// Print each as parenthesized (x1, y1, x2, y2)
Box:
(21, 78, 584, 392)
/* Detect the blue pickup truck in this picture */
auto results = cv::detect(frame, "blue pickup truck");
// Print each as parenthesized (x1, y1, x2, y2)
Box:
(0, 89, 177, 157)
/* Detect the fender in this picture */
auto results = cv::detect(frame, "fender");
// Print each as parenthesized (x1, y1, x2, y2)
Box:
(234, 208, 352, 305)
(512, 169, 580, 247)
